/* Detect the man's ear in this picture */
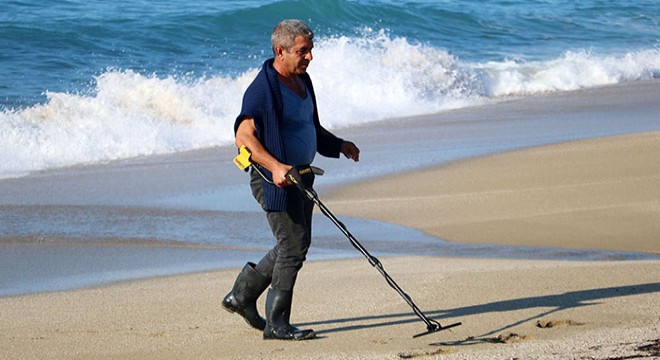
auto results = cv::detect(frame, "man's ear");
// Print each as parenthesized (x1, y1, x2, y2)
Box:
(274, 45, 285, 59)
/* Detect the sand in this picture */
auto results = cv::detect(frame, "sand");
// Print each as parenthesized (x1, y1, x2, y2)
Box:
(1, 258, 658, 359)
(324, 131, 660, 254)
(2, 81, 660, 359)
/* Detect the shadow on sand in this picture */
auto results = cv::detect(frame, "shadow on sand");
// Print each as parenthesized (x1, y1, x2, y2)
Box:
(300, 282, 660, 342)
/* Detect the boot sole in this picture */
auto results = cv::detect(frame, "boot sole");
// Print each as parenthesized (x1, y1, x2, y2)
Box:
(263, 330, 316, 341)
(222, 302, 266, 331)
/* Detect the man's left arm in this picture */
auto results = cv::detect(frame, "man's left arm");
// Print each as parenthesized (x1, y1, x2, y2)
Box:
(316, 127, 360, 162)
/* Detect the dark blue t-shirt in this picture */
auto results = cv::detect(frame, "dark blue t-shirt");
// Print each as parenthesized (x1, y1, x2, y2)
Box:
(279, 82, 316, 166)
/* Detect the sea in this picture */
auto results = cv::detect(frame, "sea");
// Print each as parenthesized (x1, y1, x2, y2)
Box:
(1, 0, 660, 296)
(1, 0, 659, 179)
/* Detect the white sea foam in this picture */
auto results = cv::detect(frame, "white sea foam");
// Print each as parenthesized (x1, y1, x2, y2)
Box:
(312, 30, 487, 128)
(480, 49, 660, 96)
(1, 31, 658, 179)
(0, 70, 257, 179)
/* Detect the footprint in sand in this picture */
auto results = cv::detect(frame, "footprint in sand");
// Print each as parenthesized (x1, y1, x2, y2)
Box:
(489, 332, 529, 344)
(536, 319, 585, 328)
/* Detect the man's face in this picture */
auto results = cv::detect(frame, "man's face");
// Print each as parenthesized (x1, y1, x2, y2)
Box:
(281, 35, 313, 75)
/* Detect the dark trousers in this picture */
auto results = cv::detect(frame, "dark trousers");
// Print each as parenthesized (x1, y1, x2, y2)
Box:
(250, 171, 313, 291)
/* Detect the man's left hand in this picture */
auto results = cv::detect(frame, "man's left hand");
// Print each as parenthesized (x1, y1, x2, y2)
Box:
(340, 141, 360, 162)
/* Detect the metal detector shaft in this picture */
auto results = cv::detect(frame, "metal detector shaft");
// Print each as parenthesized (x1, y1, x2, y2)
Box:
(301, 187, 461, 338)
(237, 154, 461, 338)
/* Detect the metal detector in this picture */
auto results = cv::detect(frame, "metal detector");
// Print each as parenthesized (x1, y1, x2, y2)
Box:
(234, 146, 461, 338)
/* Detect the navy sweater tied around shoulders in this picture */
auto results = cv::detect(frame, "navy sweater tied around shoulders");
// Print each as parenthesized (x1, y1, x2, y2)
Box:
(234, 58, 344, 211)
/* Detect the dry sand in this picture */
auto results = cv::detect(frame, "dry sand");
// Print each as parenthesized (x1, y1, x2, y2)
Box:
(1, 258, 658, 359)
(325, 131, 660, 254)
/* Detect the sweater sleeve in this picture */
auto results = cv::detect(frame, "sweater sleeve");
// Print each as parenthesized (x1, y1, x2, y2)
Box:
(234, 81, 265, 138)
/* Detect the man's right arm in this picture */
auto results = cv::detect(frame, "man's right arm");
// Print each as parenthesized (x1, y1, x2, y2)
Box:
(235, 117, 292, 187)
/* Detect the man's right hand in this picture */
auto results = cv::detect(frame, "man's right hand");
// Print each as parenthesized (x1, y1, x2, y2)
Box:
(272, 164, 293, 188)
(236, 117, 293, 187)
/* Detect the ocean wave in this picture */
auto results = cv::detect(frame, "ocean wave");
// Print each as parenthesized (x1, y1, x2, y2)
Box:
(0, 70, 255, 179)
(1, 30, 658, 179)
(480, 48, 660, 96)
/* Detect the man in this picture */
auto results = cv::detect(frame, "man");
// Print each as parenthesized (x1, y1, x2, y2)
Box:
(222, 19, 360, 341)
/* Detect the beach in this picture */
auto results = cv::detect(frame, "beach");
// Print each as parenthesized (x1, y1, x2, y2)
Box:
(2, 80, 660, 359)
(1, 259, 658, 359)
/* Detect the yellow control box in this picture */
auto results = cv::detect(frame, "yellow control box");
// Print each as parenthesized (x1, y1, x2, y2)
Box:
(233, 145, 253, 171)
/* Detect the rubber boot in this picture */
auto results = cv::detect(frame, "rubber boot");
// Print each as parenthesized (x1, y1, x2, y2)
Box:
(263, 288, 316, 340)
(222, 262, 270, 330)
